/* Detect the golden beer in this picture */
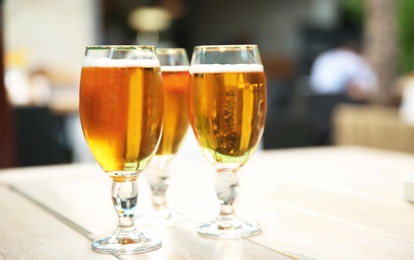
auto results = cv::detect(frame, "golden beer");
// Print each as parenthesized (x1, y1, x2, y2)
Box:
(80, 61, 164, 180)
(155, 67, 190, 157)
(189, 64, 266, 165)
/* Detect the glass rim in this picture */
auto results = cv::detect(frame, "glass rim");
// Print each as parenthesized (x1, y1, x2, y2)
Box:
(85, 45, 157, 51)
(193, 44, 258, 51)
(157, 47, 186, 52)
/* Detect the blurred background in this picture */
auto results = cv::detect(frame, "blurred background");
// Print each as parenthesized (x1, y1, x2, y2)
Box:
(1, 0, 414, 168)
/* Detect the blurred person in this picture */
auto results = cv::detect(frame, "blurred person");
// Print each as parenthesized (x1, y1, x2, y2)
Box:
(4, 49, 31, 105)
(310, 34, 378, 101)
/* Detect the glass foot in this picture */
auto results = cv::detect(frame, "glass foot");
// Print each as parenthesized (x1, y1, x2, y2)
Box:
(136, 210, 188, 227)
(197, 218, 261, 239)
(91, 232, 161, 255)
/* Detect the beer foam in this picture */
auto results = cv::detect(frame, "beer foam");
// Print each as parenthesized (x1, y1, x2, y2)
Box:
(189, 64, 264, 74)
(83, 57, 160, 68)
(161, 65, 189, 72)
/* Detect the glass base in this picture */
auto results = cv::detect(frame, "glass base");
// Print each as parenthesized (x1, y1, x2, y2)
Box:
(136, 209, 188, 227)
(197, 218, 261, 239)
(91, 232, 161, 255)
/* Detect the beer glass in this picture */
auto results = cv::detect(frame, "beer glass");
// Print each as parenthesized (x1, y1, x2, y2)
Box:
(79, 46, 164, 254)
(188, 45, 266, 238)
(138, 48, 190, 227)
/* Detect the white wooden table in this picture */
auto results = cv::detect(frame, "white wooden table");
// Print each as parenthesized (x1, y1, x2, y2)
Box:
(0, 146, 413, 259)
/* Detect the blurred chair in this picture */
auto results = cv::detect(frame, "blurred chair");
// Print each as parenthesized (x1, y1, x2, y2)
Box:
(263, 77, 351, 149)
(333, 104, 414, 153)
(262, 121, 315, 149)
(13, 106, 71, 166)
(307, 93, 350, 145)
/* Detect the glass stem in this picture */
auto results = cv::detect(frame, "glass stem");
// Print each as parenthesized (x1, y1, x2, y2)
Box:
(147, 163, 170, 212)
(215, 169, 239, 221)
(112, 181, 141, 241)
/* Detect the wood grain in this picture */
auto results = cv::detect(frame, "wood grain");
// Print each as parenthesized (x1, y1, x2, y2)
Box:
(0, 184, 112, 259)
(1, 146, 413, 259)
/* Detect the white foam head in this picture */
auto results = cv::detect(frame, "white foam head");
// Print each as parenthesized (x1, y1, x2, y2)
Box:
(161, 65, 189, 72)
(189, 64, 264, 74)
(83, 57, 160, 68)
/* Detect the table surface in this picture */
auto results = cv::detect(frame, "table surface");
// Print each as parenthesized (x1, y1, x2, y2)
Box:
(0, 146, 413, 259)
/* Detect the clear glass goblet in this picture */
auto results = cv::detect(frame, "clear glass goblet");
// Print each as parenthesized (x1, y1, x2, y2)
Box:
(137, 48, 190, 227)
(188, 44, 267, 238)
(79, 45, 164, 254)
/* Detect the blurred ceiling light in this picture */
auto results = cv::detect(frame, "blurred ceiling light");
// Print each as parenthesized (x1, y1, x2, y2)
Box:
(129, 7, 171, 32)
